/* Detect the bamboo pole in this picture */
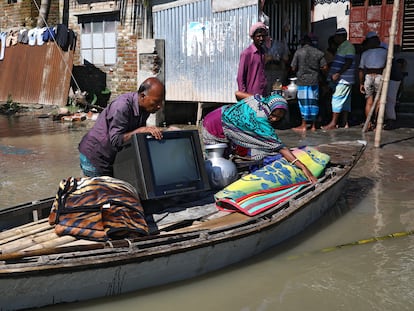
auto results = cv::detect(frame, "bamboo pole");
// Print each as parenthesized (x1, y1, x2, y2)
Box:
(0, 230, 62, 254)
(21, 235, 80, 252)
(0, 221, 52, 246)
(374, 0, 400, 147)
(0, 218, 49, 241)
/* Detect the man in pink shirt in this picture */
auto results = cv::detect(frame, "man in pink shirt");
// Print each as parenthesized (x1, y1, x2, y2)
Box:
(237, 22, 269, 96)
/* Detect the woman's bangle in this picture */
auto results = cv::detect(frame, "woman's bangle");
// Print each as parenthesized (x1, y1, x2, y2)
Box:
(291, 158, 298, 165)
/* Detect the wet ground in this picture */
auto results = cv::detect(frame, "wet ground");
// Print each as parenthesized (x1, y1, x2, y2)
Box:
(1, 112, 414, 311)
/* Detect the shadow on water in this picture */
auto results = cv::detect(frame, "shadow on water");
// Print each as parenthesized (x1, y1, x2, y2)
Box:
(379, 135, 414, 148)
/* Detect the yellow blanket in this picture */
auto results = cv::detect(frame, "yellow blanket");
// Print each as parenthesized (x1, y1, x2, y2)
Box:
(215, 146, 330, 202)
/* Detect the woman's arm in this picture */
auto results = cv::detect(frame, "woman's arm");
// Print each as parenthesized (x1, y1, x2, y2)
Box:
(235, 91, 253, 101)
(278, 147, 318, 183)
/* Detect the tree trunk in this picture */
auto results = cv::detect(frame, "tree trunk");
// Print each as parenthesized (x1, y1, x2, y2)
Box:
(36, 0, 51, 28)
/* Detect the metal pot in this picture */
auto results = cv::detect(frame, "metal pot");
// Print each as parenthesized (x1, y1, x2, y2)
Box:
(285, 77, 298, 100)
(204, 143, 238, 189)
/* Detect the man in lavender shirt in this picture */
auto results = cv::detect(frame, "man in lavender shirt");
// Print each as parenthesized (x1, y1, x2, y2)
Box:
(237, 22, 269, 97)
(78, 77, 165, 177)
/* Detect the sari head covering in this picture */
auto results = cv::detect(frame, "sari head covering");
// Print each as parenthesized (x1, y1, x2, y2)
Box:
(221, 95, 285, 160)
(265, 94, 288, 112)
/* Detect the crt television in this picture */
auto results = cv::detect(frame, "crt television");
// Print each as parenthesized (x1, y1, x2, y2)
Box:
(113, 130, 210, 200)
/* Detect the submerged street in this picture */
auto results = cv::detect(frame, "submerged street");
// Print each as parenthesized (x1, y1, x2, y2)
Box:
(1, 113, 414, 311)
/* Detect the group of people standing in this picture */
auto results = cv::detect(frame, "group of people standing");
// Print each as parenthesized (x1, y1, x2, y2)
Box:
(236, 22, 404, 132)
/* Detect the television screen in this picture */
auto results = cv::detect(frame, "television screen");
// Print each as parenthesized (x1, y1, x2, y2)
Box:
(113, 130, 210, 200)
(147, 137, 200, 186)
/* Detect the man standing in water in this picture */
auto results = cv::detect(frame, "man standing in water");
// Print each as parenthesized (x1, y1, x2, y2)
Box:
(78, 77, 166, 177)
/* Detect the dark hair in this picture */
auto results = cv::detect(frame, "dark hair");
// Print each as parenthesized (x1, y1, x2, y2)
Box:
(138, 80, 151, 94)
(301, 34, 313, 45)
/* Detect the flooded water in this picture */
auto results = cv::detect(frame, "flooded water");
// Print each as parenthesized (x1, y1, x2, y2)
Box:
(1, 113, 414, 311)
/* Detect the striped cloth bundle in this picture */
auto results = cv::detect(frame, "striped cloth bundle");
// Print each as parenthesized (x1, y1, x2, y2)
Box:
(49, 176, 148, 241)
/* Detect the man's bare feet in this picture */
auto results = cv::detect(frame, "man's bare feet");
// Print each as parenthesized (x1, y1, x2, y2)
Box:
(321, 124, 337, 130)
(292, 125, 307, 132)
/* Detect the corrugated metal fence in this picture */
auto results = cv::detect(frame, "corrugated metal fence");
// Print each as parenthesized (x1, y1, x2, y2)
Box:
(0, 44, 73, 106)
(153, 0, 258, 103)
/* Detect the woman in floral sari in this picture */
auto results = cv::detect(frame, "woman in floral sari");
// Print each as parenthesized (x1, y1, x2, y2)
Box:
(201, 92, 317, 183)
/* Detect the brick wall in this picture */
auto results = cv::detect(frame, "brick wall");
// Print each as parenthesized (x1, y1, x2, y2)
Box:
(0, 0, 60, 29)
(69, 0, 148, 100)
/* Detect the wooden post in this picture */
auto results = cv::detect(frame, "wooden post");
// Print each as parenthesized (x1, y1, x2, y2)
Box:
(374, 0, 400, 147)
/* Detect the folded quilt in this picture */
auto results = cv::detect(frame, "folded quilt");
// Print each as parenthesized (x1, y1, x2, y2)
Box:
(214, 146, 330, 215)
(216, 182, 308, 216)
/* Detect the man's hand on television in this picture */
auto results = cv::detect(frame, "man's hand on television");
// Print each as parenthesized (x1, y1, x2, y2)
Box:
(123, 126, 164, 142)
(165, 126, 181, 131)
(135, 126, 163, 140)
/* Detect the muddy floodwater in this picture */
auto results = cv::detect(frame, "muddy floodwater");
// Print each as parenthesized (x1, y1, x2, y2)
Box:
(1, 113, 414, 311)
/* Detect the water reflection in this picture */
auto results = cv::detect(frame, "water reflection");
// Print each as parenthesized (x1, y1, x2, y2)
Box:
(0, 115, 91, 208)
(1, 114, 414, 311)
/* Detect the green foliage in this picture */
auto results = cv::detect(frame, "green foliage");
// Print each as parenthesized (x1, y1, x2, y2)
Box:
(0, 95, 21, 114)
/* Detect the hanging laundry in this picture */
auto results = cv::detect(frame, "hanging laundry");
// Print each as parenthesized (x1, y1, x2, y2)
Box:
(0, 32, 7, 60)
(36, 27, 47, 46)
(5, 28, 19, 47)
(55, 24, 77, 51)
(42, 26, 56, 42)
(18, 29, 29, 44)
(27, 28, 37, 46)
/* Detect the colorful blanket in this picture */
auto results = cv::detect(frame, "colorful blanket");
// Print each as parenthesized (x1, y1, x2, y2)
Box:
(216, 182, 308, 216)
(49, 176, 148, 241)
(215, 146, 330, 216)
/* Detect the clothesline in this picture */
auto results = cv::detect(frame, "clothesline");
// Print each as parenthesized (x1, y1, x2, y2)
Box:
(0, 24, 76, 51)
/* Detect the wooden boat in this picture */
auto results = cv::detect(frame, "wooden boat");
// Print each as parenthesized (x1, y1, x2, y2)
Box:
(0, 140, 366, 310)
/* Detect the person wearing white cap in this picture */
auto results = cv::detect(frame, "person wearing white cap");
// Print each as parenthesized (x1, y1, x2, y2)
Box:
(236, 22, 269, 97)
(358, 31, 387, 130)
(322, 28, 356, 130)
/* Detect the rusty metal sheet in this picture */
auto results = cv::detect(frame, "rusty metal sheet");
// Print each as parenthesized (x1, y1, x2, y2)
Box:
(366, 6, 382, 22)
(350, 0, 403, 46)
(0, 44, 73, 106)
(350, 7, 366, 22)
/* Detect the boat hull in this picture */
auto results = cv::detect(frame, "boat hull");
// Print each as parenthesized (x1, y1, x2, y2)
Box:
(1, 172, 348, 310)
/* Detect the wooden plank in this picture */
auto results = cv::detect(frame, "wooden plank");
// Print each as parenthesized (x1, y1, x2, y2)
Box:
(167, 212, 252, 234)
